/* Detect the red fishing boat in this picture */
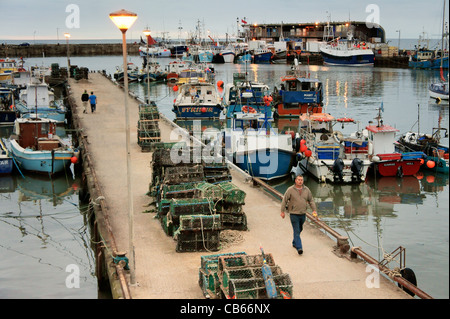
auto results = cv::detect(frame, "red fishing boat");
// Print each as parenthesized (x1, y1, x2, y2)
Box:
(366, 109, 423, 177)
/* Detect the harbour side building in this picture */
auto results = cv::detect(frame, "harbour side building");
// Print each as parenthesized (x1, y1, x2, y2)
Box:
(239, 21, 386, 53)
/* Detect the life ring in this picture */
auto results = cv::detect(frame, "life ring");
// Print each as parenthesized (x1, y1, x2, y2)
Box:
(242, 105, 256, 113)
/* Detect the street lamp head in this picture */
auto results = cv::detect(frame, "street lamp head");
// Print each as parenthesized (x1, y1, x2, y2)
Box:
(143, 29, 151, 36)
(64, 33, 71, 38)
(109, 9, 138, 32)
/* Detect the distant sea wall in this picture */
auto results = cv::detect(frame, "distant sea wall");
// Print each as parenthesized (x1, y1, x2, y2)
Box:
(1, 43, 140, 58)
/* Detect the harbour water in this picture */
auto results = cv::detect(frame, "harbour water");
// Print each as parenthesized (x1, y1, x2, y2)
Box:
(0, 55, 448, 299)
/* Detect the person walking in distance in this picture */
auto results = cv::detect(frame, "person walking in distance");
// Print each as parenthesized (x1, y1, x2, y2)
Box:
(89, 91, 97, 113)
(280, 174, 318, 255)
(81, 90, 89, 114)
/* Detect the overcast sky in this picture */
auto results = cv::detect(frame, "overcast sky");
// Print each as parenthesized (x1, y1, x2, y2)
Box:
(0, 0, 448, 41)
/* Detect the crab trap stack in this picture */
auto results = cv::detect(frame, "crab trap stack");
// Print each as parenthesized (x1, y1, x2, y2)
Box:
(149, 146, 248, 252)
(198, 252, 293, 299)
(137, 103, 162, 151)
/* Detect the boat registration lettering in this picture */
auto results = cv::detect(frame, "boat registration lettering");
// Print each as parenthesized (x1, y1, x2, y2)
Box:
(181, 107, 213, 113)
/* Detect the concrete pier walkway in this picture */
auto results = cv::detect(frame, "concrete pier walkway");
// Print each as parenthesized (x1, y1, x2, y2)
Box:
(68, 73, 412, 299)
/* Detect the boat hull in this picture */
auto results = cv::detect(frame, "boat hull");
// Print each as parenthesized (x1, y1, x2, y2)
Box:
(371, 159, 422, 177)
(173, 105, 222, 119)
(0, 156, 13, 174)
(320, 48, 375, 66)
(234, 148, 295, 180)
(409, 56, 448, 69)
(253, 52, 272, 63)
(10, 139, 73, 175)
(293, 157, 370, 183)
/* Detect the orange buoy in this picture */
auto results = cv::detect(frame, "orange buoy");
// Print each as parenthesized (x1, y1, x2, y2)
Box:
(300, 144, 307, 153)
(426, 160, 436, 169)
(305, 149, 312, 157)
(173, 85, 178, 92)
(217, 80, 224, 88)
(70, 156, 78, 164)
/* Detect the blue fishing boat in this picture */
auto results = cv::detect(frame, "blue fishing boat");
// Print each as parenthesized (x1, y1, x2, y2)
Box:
(248, 40, 273, 63)
(15, 80, 66, 123)
(222, 110, 296, 180)
(172, 82, 222, 119)
(222, 73, 271, 119)
(0, 138, 13, 174)
(272, 60, 323, 118)
(320, 30, 374, 67)
(9, 118, 78, 175)
(409, 50, 449, 69)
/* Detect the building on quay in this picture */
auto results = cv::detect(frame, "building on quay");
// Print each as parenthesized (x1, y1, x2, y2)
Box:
(238, 20, 386, 53)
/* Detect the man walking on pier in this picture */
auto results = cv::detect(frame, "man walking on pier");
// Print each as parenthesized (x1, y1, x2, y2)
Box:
(81, 90, 89, 114)
(280, 174, 317, 255)
(89, 91, 97, 113)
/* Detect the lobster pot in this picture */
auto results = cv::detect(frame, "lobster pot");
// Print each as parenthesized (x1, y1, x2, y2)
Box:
(198, 252, 247, 299)
(203, 158, 232, 184)
(169, 198, 213, 216)
(160, 213, 174, 236)
(175, 230, 220, 253)
(162, 182, 200, 199)
(227, 272, 293, 299)
(163, 165, 205, 185)
(137, 128, 161, 151)
(218, 253, 275, 277)
(139, 103, 160, 120)
(218, 182, 246, 205)
(179, 215, 221, 231)
(220, 212, 247, 231)
(216, 201, 244, 214)
(195, 182, 224, 200)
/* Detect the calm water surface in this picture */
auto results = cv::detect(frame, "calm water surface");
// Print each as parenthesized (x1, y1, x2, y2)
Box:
(0, 55, 448, 299)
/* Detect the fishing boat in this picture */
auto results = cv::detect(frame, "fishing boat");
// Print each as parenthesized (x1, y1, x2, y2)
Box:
(165, 60, 190, 82)
(396, 110, 449, 174)
(222, 72, 271, 118)
(320, 29, 374, 66)
(290, 113, 371, 183)
(140, 58, 167, 82)
(272, 59, 323, 118)
(365, 109, 423, 177)
(0, 86, 18, 125)
(0, 58, 25, 84)
(15, 79, 66, 124)
(113, 62, 142, 83)
(429, 81, 449, 101)
(248, 40, 273, 63)
(222, 110, 296, 180)
(172, 82, 222, 119)
(139, 45, 172, 58)
(9, 118, 78, 175)
(0, 138, 13, 174)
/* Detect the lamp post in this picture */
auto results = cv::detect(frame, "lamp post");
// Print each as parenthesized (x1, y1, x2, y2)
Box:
(109, 8, 137, 285)
(143, 28, 151, 103)
(396, 30, 401, 55)
(64, 32, 71, 77)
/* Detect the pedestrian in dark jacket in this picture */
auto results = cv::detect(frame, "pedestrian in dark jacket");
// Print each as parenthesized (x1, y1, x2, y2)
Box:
(280, 174, 317, 255)
(81, 90, 89, 114)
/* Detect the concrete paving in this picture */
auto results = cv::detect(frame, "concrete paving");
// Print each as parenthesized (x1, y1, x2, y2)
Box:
(69, 73, 411, 299)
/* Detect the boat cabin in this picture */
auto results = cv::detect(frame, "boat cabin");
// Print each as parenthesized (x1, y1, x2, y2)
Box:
(14, 118, 61, 151)
(366, 123, 398, 155)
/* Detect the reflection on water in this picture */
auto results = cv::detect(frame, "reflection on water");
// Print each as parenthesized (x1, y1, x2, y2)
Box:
(0, 172, 97, 298)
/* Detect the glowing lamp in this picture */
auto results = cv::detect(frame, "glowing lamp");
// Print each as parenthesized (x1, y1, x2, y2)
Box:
(109, 9, 138, 32)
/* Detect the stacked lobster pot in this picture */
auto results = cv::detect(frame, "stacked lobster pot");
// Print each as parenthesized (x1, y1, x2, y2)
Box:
(149, 146, 248, 252)
(198, 252, 293, 299)
(137, 103, 162, 151)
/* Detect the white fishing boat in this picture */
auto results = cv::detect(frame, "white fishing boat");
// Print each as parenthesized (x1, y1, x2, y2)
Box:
(15, 79, 66, 123)
(290, 113, 371, 183)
